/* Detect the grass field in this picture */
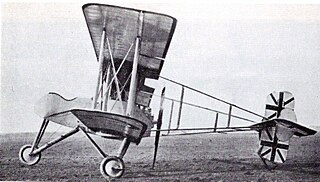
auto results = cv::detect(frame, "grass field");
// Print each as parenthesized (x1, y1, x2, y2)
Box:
(0, 131, 319, 181)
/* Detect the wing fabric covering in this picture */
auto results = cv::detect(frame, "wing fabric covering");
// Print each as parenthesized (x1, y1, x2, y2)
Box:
(82, 4, 177, 79)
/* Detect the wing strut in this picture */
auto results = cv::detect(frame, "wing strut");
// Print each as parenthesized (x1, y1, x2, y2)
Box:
(152, 87, 165, 169)
(176, 86, 184, 129)
(126, 11, 143, 116)
(166, 100, 174, 135)
(92, 24, 106, 109)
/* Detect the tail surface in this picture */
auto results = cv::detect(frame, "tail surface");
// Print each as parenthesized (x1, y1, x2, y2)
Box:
(256, 91, 316, 168)
(258, 91, 295, 166)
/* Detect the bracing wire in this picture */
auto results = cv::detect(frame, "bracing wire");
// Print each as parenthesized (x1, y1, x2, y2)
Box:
(159, 76, 267, 120)
(144, 92, 258, 124)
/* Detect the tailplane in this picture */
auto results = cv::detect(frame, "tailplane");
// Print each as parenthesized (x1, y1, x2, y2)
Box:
(253, 91, 316, 169)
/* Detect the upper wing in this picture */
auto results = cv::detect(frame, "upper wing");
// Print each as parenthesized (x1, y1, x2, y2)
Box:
(82, 3, 177, 79)
(251, 119, 317, 137)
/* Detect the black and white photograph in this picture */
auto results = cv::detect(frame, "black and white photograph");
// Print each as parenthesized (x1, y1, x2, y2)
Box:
(1, 1, 319, 181)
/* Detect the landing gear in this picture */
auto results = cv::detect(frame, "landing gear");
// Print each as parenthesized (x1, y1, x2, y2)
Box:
(99, 137, 130, 178)
(20, 118, 136, 179)
(19, 145, 41, 166)
(100, 156, 125, 178)
(80, 128, 131, 179)
(19, 119, 79, 166)
(19, 119, 48, 166)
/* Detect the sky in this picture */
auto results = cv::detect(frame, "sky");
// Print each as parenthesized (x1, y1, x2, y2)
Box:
(1, 2, 320, 133)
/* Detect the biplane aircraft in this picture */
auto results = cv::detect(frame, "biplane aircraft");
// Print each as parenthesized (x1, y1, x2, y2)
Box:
(19, 3, 317, 179)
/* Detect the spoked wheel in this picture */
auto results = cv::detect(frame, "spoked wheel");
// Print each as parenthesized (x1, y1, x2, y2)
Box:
(100, 156, 125, 179)
(19, 144, 41, 166)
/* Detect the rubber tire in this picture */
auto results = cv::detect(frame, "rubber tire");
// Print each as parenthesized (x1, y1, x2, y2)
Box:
(19, 144, 41, 166)
(100, 156, 125, 179)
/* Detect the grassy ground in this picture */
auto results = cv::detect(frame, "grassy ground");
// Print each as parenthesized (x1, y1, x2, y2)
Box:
(0, 131, 319, 181)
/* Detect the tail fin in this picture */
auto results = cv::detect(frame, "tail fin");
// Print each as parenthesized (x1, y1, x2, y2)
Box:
(257, 91, 317, 169)
(264, 91, 297, 141)
(258, 91, 294, 167)
(264, 91, 295, 120)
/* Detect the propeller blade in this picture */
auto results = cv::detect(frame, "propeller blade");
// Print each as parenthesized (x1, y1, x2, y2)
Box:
(152, 87, 165, 169)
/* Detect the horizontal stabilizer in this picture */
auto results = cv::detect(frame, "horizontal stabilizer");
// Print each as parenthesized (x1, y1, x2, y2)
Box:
(251, 119, 317, 137)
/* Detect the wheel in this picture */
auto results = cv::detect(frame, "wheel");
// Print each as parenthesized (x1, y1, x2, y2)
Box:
(100, 156, 125, 179)
(19, 144, 41, 166)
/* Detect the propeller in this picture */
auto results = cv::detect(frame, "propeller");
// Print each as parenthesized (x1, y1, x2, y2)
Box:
(152, 87, 165, 169)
